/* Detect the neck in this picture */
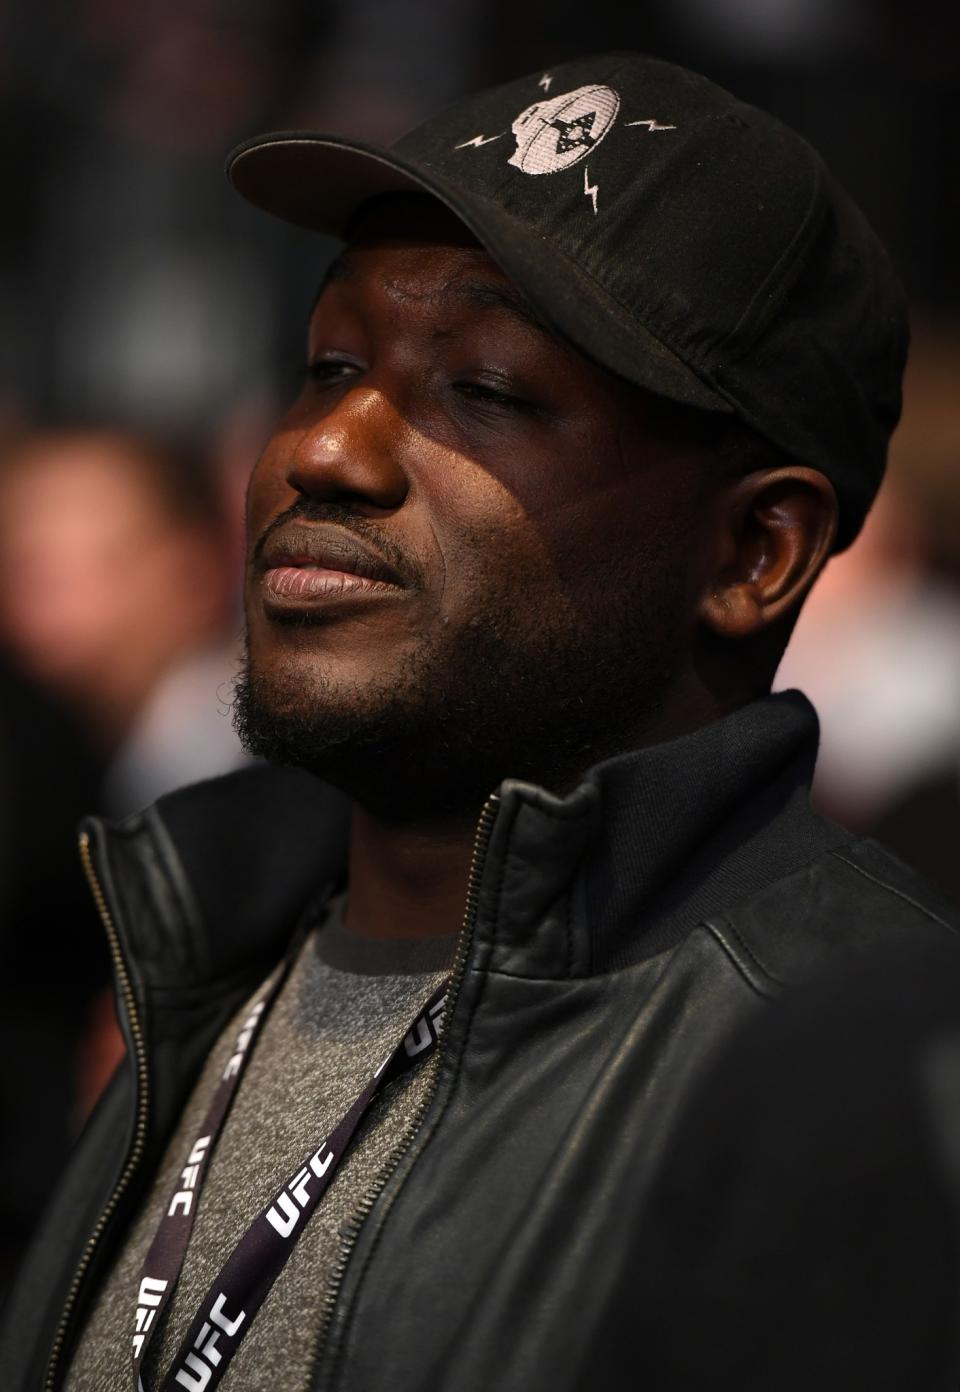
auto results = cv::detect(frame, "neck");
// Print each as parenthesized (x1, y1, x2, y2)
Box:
(343, 803, 482, 939)
(338, 687, 741, 940)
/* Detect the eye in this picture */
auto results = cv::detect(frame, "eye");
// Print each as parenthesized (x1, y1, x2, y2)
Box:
(303, 357, 361, 385)
(454, 377, 531, 412)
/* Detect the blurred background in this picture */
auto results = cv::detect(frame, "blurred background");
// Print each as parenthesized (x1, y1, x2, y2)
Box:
(0, 0, 958, 1301)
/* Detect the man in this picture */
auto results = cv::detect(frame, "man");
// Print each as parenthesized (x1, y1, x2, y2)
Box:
(0, 428, 245, 815)
(3, 50, 959, 1392)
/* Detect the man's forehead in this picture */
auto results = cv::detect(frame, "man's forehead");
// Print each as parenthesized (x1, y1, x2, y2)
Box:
(325, 238, 498, 300)
(312, 199, 557, 343)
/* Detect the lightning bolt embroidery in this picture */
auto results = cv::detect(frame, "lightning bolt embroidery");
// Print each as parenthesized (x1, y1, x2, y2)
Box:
(625, 118, 677, 132)
(583, 165, 599, 215)
(538, 73, 553, 92)
(454, 133, 504, 149)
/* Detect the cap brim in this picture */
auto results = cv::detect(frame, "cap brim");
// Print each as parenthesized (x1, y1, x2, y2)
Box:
(227, 133, 734, 417)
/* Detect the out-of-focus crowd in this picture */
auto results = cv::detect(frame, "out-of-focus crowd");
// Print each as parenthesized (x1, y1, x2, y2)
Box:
(0, 0, 958, 1304)
(777, 320, 960, 895)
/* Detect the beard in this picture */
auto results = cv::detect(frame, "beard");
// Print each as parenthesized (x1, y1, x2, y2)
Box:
(234, 527, 688, 824)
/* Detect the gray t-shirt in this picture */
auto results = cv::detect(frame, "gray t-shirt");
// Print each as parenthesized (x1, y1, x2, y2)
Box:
(66, 899, 456, 1392)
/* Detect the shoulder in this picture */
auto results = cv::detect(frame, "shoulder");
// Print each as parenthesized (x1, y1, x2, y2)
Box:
(703, 836, 960, 996)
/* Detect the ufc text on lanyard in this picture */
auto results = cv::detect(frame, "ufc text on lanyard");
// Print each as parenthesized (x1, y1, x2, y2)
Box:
(131, 945, 449, 1392)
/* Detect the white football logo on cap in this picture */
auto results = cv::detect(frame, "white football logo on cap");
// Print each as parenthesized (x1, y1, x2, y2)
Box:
(507, 84, 621, 176)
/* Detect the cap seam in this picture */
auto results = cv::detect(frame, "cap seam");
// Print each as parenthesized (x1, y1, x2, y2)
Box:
(717, 153, 827, 357)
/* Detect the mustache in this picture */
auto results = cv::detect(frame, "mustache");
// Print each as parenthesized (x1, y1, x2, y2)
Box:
(251, 498, 424, 590)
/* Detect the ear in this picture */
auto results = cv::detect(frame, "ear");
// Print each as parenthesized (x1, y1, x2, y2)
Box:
(700, 467, 839, 640)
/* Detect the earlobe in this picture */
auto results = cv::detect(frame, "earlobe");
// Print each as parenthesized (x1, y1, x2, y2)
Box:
(700, 467, 838, 642)
(701, 577, 765, 640)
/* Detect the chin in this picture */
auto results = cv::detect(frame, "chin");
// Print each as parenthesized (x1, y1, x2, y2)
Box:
(232, 641, 497, 819)
(235, 643, 408, 757)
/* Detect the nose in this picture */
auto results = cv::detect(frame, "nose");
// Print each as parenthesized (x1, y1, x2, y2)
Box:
(287, 385, 409, 511)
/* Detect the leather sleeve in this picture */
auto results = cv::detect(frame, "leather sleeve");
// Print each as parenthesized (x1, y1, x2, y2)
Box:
(0, 1062, 135, 1390)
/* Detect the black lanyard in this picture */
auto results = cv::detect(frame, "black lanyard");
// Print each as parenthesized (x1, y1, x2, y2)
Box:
(131, 936, 449, 1392)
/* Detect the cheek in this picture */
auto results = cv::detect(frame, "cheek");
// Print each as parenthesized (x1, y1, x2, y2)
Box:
(523, 477, 654, 599)
(444, 421, 649, 601)
(418, 455, 571, 621)
(245, 437, 294, 543)
(529, 469, 711, 634)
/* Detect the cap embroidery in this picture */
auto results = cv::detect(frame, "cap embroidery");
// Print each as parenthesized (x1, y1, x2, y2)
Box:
(583, 166, 600, 216)
(625, 118, 678, 132)
(454, 81, 677, 214)
(508, 85, 621, 175)
(454, 133, 504, 149)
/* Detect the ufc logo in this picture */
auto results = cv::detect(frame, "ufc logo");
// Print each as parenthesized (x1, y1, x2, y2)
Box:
(132, 1275, 168, 1359)
(265, 1144, 333, 1238)
(167, 1136, 211, 1218)
(172, 1291, 245, 1390)
(404, 994, 447, 1058)
(222, 1000, 266, 1080)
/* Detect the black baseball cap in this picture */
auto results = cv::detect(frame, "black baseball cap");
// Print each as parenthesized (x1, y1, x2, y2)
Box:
(227, 51, 908, 549)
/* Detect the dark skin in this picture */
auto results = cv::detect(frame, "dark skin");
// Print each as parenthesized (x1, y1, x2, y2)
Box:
(242, 198, 838, 939)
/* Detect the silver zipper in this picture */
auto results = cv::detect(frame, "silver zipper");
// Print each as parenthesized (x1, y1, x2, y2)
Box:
(310, 790, 501, 1391)
(44, 830, 151, 1392)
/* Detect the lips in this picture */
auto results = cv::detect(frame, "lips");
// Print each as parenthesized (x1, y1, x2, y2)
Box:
(257, 521, 406, 609)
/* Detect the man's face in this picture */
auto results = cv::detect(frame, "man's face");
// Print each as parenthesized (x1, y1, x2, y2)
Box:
(238, 198, 722, 818)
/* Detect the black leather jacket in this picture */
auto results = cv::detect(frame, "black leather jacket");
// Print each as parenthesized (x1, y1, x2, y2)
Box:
(3, 692, 959, 1391)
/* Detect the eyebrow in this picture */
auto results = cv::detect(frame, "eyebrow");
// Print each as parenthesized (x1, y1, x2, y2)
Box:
(444, 280, 557, 343)
(308, 256, 557, 345)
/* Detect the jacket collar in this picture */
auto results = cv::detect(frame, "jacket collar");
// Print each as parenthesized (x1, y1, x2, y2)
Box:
(93, 690, 827, 991)
(470, 689, 831, 977)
